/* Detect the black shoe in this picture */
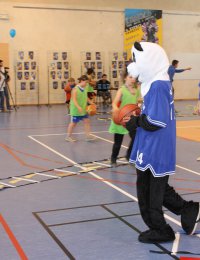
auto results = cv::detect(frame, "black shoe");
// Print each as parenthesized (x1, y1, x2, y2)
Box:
(138, 225, 175, 244)
(181, 202, 200, 235)
(110, 157, 117, 168)
(138, 229, 152, 240)
(125, 155, 129, 162)
(110, 162, 117, 168)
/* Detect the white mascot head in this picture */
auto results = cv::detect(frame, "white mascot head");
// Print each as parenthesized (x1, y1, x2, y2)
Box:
(127, 42, 170, 97)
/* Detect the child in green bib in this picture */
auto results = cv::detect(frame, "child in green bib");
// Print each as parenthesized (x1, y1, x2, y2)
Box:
(109, 68, 140, 167)
(66, 75, 95, 142)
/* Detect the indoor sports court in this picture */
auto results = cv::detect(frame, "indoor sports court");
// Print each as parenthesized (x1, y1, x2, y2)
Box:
(0, 0, 200, 260)
(0, 101, 199, 260)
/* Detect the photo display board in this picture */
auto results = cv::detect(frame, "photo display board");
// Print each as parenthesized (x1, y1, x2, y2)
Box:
(15, 50, 39, 105)
(48, 51, 71, 104)
(109, 51, 129, 89)
(81, 51, 104, 81)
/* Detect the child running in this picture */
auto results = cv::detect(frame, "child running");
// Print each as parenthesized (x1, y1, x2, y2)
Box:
(65, 75, 95, 142)
(109, 66, 140, 167)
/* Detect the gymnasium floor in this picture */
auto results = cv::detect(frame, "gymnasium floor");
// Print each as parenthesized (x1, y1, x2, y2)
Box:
(0, 100, 199, 260)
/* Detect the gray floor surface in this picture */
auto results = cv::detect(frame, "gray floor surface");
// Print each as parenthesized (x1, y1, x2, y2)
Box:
(0, 100, 199, 260)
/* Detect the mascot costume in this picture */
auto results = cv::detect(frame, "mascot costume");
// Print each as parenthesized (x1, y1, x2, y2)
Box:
(126, 42, 200, 243)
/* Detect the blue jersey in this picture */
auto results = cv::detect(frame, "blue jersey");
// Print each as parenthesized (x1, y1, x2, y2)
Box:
(168, 65, 184, 82)
(129, 80, 176, 177)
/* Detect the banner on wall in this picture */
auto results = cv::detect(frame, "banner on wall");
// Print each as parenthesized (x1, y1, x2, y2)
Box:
(124, 9, 162, 59)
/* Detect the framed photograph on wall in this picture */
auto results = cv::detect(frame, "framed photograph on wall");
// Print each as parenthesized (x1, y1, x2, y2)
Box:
(61, 81, 67, 89)
(81, 51, 104, 81)
(62, 52, 67, 60)
(53, 81, 58, 89)
(48, 50, 71, 104)
(114, 81, 119, 89)
(86, 52, 91, 60)
(112, 70, 117, 78)
(21, 82, 26, 90)
(109, 51, 129, 89)
(30, 72, 36, 80)
(17, 62, 22, 70)
(113, 52, 118, 60)
(57, 62, 62, 70)
(95, 52, 101, 60)
(53, 52, 59, 60)
(17, 72, 22, 80)
(31, 61, 36, 70)
(24, 62, 29, 70)
(50, 62, 56, 70)
(28, 51, 34, 60)
(97, 62, 102, 70)
(64, 62, 69, 70)
(15, 50, 39, 105)
(18, 51, 24, 60)
(30, 82, 36, 90)
(57, 71, 62, 79)
(24, 71, 29, 80)
(97, 71, 103, 80)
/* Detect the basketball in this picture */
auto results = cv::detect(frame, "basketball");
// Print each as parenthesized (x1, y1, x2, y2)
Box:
(113, 104, 141, 126)
(112, 110, 121, 125)
(65, 85, 71, 92)
(86, 104, 97, 116)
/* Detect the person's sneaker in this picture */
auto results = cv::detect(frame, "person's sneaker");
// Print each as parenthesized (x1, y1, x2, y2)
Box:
(110, 162, 117, 168)
(138, 224, 175, 244)
(138, 229, 152, 241)
(85, 135, 96, 142)
(65, 136, 77, 142)
(7, 107, 13, 111)
(125, 155, 130, 162)
(181, 202, 200, 235)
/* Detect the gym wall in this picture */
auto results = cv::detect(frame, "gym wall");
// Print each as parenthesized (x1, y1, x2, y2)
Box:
(0, 0, 200, 104)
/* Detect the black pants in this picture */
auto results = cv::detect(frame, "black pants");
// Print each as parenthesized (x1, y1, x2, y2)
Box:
(111, 130, 136, 163)
(0, 91, 4, 110)
(4, 86, 11, 109)
(136, 168, 187, 229)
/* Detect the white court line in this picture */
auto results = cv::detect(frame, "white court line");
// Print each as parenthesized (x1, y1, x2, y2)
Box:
(28, 134, 200, 238)
(91, 134, 200, 176)
(54, 169, 78, 174)
(93, 161, 111, 167)
(117, 160, 129, 164)
(176, 164, 200, 176)
(31, 130, 200, 173)
(171, 232, 180, 255)
(90, 133, 127, 149)
(31, 130, 109, 137)
(0, 182, 16, 188)
(12, 177, 39, 183)
(35, 172, 61, 179)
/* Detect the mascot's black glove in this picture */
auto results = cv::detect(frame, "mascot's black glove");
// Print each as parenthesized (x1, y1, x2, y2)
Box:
(125, 114, 162, 132)
(125, 116, 139, 132)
